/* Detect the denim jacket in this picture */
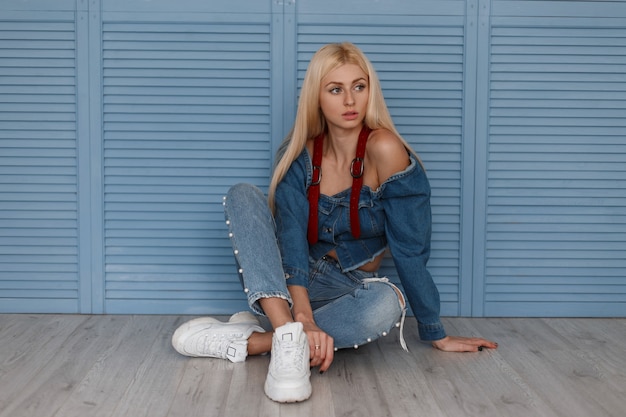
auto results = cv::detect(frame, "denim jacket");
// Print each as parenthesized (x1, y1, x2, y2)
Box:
(274, 148, 446, 341)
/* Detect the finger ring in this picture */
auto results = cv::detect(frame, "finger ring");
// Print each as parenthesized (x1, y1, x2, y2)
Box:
(315, 345, 321, 350)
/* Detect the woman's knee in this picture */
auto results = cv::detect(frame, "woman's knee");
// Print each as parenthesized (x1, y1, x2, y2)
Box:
(326, 283, 403, 349)
(361, 282, 403, 328)
(226, 183, 265, 205)
(224, 183, 272, 224)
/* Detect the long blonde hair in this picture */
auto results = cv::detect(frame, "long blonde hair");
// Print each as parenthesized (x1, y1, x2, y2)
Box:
(268, 42, 418, 211)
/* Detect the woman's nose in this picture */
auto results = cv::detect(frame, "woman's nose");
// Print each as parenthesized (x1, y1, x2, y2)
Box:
(345, 91, 354, 106)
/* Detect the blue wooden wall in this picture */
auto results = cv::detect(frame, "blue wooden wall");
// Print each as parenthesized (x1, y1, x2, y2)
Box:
(1, 0, 625, 317)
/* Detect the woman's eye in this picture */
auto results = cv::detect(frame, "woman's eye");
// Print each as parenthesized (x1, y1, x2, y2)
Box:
(329, 87, 342, 94)
(354, 83, 366, 91)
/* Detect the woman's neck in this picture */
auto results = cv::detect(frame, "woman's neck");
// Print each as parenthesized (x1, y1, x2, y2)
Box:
(324, 125, 361, 165)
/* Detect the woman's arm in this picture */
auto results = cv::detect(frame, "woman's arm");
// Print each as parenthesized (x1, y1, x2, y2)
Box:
(372, 130, 497, 350)
(274, 152, 311, 288)
(288, 285, 335, 372)
(371, 131, 447, 340)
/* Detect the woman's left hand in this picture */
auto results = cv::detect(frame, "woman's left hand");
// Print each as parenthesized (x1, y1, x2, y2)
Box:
(431, 335, 498, 352)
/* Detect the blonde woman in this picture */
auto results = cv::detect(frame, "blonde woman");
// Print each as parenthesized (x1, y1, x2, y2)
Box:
(172, 42, 497, 403)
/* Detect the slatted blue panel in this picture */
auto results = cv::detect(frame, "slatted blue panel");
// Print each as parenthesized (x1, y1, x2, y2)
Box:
(1, 0, 624, 317)
(296, 3, 466, 316)
(100, 8, 273, 313)
(483, 2, 626, 316)
(0, 11, 80, 312)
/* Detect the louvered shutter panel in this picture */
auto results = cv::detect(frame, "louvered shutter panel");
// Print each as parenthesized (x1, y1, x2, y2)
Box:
(0, 11, 80, 312)
(483, 1, 626, 316)
(296, 1, 467, 315)
(101, 4, 273, 313)
(1, 0, 624, 317)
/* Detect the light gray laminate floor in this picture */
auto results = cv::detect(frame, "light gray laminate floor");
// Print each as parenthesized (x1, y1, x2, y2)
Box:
(0, 314, 624, 417)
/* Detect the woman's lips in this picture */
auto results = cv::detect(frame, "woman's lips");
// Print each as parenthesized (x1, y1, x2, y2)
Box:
(342, 111, 359, 120)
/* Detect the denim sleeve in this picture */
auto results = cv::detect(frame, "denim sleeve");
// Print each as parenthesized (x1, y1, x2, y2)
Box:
(274, 152, 311, 288)
(380, 156, 447, 341)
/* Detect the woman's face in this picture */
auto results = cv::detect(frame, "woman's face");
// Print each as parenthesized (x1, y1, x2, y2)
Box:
(319, 63, 369, 132)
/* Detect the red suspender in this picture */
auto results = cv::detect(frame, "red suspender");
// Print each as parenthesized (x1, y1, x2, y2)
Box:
(350, 125, 371, 239)
(308, 133, 324, 244)
(307, 125, 371, 244)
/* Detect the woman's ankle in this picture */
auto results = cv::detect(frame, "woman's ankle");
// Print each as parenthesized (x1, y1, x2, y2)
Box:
(248, 331, 273, 355)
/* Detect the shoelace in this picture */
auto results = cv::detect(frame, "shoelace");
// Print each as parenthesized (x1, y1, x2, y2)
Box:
(362, 277, 409, 352)
(274, 340, 306, 373)
(202, 334, 241, 358)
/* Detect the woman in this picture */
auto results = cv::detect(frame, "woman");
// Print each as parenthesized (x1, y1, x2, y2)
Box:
(172, 42, 497, 403)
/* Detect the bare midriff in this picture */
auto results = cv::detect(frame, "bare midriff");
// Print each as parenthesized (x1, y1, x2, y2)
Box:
(325, 249, 385, 272)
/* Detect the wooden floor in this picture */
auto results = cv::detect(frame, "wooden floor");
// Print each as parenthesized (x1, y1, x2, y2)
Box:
(0, 315, 625, 417)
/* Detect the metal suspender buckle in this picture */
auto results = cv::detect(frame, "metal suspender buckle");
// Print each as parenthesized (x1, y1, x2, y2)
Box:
(350, 157, 364, 178)
(311, 165, 322, 185)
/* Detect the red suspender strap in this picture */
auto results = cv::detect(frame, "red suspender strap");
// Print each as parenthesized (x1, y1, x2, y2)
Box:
(307, 125, 371, 244)
(307, 133, 324, 244)
(350, 126, 371, 239)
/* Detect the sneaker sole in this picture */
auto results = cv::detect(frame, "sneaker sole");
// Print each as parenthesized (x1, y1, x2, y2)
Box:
(264, 374, 312, 403)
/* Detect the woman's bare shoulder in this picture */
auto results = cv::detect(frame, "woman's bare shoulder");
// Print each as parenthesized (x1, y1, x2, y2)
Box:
(367, 129, 410, 183)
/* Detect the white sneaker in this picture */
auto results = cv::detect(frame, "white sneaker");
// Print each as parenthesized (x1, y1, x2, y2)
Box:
(264, 322, 312, 403)
(172, 312, 265, 362)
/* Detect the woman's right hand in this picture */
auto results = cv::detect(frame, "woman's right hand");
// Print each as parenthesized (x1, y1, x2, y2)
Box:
(301, 321, 334, 372)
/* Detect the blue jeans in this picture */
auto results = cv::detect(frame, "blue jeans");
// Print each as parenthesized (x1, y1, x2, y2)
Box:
(223, 183, 404, 349)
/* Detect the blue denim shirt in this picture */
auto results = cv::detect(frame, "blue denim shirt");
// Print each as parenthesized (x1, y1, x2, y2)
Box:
(274, 148, 446, 341)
